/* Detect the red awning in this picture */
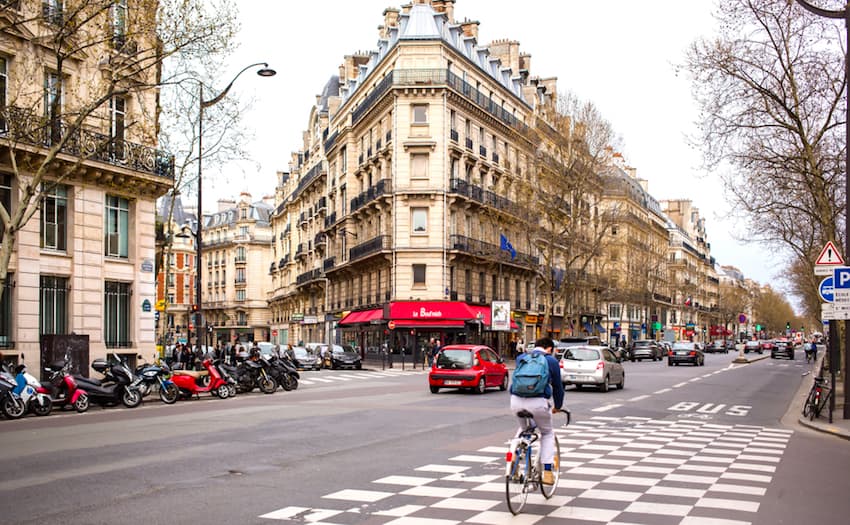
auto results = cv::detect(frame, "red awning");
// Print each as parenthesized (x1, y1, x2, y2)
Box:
(391, 319, 466, 328)
(386, 301, 475, 321)
(338, 308, 383, 325)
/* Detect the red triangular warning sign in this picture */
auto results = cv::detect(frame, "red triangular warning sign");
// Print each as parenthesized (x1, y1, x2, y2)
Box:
(816, 241, 845, 265)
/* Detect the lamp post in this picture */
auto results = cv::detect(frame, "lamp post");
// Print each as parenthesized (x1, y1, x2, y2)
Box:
(192, 62, 276, 350)
(791, 0, 848, 420)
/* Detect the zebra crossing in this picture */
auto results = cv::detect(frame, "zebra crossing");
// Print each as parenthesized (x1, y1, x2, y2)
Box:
(298, 368, 427, 386)
(259, 415, 792, 524)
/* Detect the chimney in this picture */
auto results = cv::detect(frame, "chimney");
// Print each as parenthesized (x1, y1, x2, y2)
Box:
(488, 39, 521, 75)
(262, 195, 275, 208)
(217, 198, 236, 212)
(432, 0, 455, 22)
(383, 7, 400, 28)
(460, 19, 480, 40)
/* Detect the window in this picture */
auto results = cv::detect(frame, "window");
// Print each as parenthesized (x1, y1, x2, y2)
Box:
(104, 281, 131, 348)
(608, 304, 621, 320)
(110, 95, 125, 158)
(42, 0, 63, 25)
(411, 153, 428, 179)
(0, 57, 7, 130)
(411, 207, 427, 233)
(236, 289, 246, 301)
(0, 274, 11, 348)
(104, 195, 129, 258)
(340, 146, 347, 173)
(112, 0, 128, 48)
(237, 311, 247, 326)
(413, 264, 426, 286)
(236, 268, 246, 283)
(41, 183, 67, 251)
(44, 71, 62, 118)
(40, 275, 67, 334)
(240, 225, 248, 236)
(0, 174, 10, 242)
(412, 104, 428, 124)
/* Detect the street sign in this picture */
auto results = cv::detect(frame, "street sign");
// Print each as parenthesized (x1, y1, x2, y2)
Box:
(819, 276, 834, 303)
(816, 241, 844, 265)
(155, 299, 167, 311)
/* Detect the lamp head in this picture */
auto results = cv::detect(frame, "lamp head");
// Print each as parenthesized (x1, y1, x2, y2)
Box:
(257, 64, 276, 77)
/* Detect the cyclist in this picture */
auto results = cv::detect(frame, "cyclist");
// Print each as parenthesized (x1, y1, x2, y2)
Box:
(509, 336, 564, 485)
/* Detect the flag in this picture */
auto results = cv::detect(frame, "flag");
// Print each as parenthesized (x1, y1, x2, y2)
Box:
(684, 296, 692, 306)
(500, 234, 516, 260)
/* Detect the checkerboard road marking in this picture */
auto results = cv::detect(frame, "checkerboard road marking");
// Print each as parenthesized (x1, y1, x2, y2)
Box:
(259, 416, 792, 524)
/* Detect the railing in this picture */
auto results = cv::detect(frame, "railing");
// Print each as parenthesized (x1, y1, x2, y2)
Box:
(325, 212, 337, 228)
(106, 340, 133, 349)
(450, 129, 458, 142)
(278, 255, 290, 269)
(323, 257, 336, 271)
(349, 235, 391, 262)
(1, 106, 174, 179)
(450, 233, 538, 267)
(234, 256, 246, 264)
(323, 130, 338, 152)
(448, 178, 523, 217)
(352, 72, 395, 124)
(292, 161, 325, 199)
(269, 261, 277, 273)
(315, 196, 327, 214)
(296, 268, 323, 286)
(465, 138, 473, 150)
(314, 232, 327, 247)
(479, 145, 487, 157)
(350, 179, 392, 213)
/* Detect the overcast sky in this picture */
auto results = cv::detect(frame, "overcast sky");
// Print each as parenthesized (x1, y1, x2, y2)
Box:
(201, 0, 782, 289)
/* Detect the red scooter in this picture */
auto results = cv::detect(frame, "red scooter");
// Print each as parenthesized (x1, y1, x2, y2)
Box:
(39, 360, 89, 413)
(170, 358, 234, 399)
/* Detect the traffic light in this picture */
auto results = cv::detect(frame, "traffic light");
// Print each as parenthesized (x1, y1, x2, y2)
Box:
(756, 324, 762, 331)
(786, 321, 791, 330)
(191, 304, 199, 312)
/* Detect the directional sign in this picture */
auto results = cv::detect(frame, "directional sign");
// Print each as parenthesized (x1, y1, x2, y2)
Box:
(819, 276, 834, 303)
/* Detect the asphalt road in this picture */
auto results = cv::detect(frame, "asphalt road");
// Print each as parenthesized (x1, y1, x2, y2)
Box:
(1, 353, 848, 524)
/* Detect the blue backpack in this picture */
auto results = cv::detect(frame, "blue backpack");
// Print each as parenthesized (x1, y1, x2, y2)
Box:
(510, 351, 550, 397)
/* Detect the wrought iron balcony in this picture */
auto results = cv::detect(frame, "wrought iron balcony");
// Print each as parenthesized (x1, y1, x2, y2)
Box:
(296, 268, 323, 286)
(448, 178, 523, 217)
(450, 129, 459, 142)
(465, 138, 473, 150)
(323, 256, 336, 271)
(349, 234, 391, 262)
(350, 178, 392, 213)
(479, 145, 487, 157)
(324, 212, 337, 229)
(1, 106, 174, 179)
(314, 232, 327, 248)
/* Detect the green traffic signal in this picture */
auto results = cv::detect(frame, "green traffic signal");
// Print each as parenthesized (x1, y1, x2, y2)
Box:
(756, 324, 762, 331)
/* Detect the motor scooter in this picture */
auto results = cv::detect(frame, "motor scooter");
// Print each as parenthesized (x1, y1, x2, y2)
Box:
(132, 357, 179, 404)
(40, 360, 89, 413)
(73, 355, 142, 408)
(0, 369, 26, 419)
(9, 364, 53, 417)
(170, 358, 233, 399)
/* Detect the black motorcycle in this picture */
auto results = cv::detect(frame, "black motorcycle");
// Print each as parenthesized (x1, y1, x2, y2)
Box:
(263, 355, 300, 391)
(132, 360, 179, 404)
(74, 355, 142, 408)
(221, 357, 276, 394)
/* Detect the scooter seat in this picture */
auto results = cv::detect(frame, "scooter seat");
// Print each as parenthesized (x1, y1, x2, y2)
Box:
(172, 370, 209, 378)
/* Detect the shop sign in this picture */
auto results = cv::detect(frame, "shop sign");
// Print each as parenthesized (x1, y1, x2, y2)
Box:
(525, 315, 538, 324)
(291, 313, 304, 322)
(302, 315, 318, 324)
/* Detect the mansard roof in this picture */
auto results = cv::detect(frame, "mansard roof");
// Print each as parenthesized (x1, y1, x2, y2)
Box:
(341, 2, 528, 107)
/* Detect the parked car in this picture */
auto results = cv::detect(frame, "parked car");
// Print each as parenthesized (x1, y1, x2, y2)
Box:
(321, 344, 362, 369)
(291, 346, 322, 371)
(559, 345, 624, 392)
(725, 340, 737, 352)
(667, 341, 705, 366)
(428, 344, 508, 394)
(772, 339, 795, 360)
(743, 340, 762, 354)
(629, 340, 662, 361)
(760, 340, 775, 353)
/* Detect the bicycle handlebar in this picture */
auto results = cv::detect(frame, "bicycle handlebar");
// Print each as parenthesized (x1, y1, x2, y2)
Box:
(554, 407, 571, 426)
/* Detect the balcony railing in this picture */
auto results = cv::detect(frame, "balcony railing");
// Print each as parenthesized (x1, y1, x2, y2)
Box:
(324, 212, 337, 228)
(314, 232, 327, 248)
(350, 178, 392, 213)
(449, 178, 523, 217)
(349, 235, 391, 262)
(323, 256, 336, 271)
(450, 129, 458, 142)
(292, 161, 325, 199)
(1, 106, 174, 179)
(449, 234, 538, 267)
(278, 254, 290, 269)
(296, 268, 323, 286)
(465, 138, 473, 150)
(479, 145, 487, 157)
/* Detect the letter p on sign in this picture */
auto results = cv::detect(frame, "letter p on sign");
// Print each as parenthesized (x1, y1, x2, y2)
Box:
(837, 267, 850, 288)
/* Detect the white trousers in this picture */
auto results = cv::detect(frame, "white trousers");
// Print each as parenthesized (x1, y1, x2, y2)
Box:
(510, 395, 555, 465)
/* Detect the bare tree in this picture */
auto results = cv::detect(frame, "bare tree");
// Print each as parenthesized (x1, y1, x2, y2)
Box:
(718, 282, 750, 339)
(683, 0, 845, 320)
(518, 92, 620, 334)
(753, 284, 798, 334)
(0, 0, 238, 305)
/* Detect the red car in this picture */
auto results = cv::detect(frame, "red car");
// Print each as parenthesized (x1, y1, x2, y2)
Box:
(428, 344, 509, 394)
(760, 340, 775, 352)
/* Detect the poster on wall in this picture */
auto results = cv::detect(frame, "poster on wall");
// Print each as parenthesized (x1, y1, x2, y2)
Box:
(491, 301, 511, 331)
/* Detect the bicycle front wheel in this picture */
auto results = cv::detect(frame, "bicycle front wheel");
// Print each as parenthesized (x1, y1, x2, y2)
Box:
(505, 444, 531, 515)
(541, 435, 561, 498)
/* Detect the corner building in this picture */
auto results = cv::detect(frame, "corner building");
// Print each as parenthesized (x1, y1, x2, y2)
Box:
(269, 0, 560, 355)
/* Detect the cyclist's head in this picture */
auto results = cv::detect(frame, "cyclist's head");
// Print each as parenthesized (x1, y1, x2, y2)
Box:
(535, 337, 554, 352)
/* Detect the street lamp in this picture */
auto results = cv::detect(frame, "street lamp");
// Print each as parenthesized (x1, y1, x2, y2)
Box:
(192, 62, 276, 349)
(791, 0, 848, 421)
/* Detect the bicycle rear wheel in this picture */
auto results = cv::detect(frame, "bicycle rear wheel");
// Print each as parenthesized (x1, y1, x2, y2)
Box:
(505, 443, 531, 515)
(540, 435, 561, 498)
(802, 387, 816, 419)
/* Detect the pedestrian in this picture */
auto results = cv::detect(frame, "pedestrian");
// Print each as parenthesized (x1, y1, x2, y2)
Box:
(429, 338, 440, 366)
(227, 342, 236, 365)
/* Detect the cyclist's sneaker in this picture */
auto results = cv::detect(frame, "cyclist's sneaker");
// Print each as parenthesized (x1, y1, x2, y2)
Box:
(542, 469, 555, 485)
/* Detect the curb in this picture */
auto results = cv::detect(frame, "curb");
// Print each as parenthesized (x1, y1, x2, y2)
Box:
(731, 353, 771, 364)
(797, 416, 850, 441)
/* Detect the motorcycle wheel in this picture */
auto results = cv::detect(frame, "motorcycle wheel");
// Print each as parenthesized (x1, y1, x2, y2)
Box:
(259, 377, 277, 394)
(74, 393, 89, 413)
(280, 375, 294, 391)
(287, 376, 298, 390)
(2, 396, 26, 419)
(159, 383, 179, 404)
(122, 388, 142, 408)
(226, 384, 237, 397)
(216, 384, 230, 399)
(32, 397, 53, 417)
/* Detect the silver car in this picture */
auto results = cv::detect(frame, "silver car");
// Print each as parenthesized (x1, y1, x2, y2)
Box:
(559, 345, 625, 392)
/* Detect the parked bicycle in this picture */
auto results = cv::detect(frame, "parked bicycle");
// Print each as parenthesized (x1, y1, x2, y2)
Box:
(802, 374, 832, 420)
(505, 407, 570, 515)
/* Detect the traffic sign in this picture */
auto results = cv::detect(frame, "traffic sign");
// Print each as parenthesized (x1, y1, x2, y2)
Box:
(816, 241, 844, 265)
(819, 276, 834, 303)
(155, 299, 167, 311)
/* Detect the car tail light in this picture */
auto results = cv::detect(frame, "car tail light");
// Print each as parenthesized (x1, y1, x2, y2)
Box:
(596, 361, 605, 370)
(560, 360, 564, 368)
(668, 351, 673, 356)
(690, 351, 696, 356)
(506, 451, 513, 463)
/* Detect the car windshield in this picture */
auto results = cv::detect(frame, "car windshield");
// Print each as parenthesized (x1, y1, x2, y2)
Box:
(331, 345, 358, 355)
(633, 341, 653, 347)
(293, 348, 309, 358)
(436, 349, 473, 369)
(672, 343, 695, 350)
(563, 348, 601, 361)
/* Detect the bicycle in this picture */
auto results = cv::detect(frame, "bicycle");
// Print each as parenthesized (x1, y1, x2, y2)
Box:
(802, 375, 832, 420)
(505, 407, 570, 515)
